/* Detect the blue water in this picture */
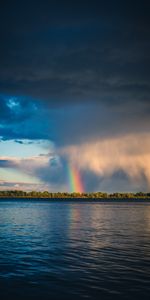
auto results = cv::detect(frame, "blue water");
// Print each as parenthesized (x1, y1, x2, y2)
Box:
(0, 199, 150, 300)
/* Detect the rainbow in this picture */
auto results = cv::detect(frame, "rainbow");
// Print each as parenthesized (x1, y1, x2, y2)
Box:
(68, 164, 84, 193)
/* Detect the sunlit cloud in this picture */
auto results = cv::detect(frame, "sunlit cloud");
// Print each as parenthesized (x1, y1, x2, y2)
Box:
(61, 133, 150, 190)
(1, 133, 150, 192)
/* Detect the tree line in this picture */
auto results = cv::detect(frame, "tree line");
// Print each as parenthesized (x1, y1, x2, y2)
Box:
(0, 190, 150, 198)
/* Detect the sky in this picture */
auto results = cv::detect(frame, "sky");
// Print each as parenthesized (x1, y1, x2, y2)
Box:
(0, 0, 150, 192)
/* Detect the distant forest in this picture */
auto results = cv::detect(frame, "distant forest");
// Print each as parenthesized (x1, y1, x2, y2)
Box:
(0, 190, 150, 199)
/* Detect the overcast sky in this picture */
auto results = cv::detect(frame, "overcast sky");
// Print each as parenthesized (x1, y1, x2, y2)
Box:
(0, 0, 150, 192)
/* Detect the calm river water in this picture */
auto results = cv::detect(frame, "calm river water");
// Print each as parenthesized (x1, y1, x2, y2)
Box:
(0, 199, 150, 299)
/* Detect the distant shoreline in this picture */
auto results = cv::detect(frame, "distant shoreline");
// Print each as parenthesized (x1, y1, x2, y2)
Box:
(0, 191, 150, 200)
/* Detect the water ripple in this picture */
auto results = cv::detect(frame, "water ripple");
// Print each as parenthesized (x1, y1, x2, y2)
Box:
(0, 200, 150, 299)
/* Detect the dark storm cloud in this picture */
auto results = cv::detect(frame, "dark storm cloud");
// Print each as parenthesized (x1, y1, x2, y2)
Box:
(1, 94, 150, 145)
(48, 101, 150, 146)
(0, 0, 150, 192)
(0, 0, 149, 106)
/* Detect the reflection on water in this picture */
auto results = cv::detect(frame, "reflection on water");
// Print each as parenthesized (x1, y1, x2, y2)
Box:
(0, 200, 150, 299)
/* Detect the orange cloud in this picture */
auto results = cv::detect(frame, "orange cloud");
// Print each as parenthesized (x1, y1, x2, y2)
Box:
(61, 133, 150, 187)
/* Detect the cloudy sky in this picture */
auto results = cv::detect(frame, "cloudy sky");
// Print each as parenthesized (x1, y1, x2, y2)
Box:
(0, 0, 150, 192)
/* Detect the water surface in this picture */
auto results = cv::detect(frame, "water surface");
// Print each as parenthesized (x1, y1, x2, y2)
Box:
(0, 199, 150, 299)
